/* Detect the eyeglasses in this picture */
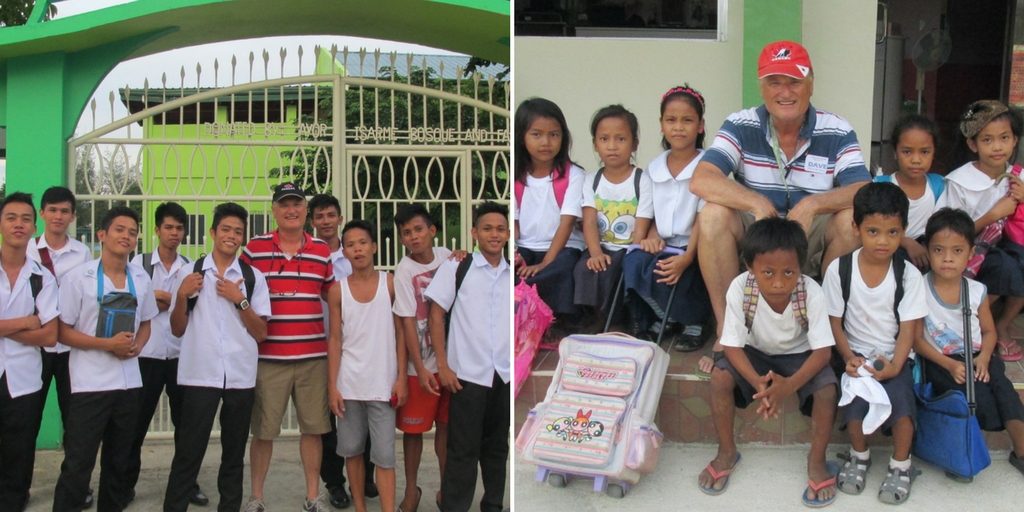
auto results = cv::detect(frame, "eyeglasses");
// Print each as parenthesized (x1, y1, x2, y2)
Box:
(270, 243, 304, 297)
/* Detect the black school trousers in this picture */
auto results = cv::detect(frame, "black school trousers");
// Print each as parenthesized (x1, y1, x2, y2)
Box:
(163, 385, 254, 512)
(126, 357, 185, 491)
(441, 372, 509, 512)
(0, 375, 43, 511)
(53, 388, 140, 512)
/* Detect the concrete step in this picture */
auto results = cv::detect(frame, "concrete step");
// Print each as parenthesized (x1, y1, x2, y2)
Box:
(515, 341, 1024, 449)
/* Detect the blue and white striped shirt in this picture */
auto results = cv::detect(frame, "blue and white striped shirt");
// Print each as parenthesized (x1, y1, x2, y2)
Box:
(701, 104, 870, 215)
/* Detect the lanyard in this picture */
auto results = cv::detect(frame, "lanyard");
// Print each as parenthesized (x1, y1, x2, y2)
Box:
(96, 260, 136, 301)
(768, 119, 793, 209)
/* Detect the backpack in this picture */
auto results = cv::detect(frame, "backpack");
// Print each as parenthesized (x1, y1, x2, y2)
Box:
(742, 272, 809, 333)
(35, 237, 55, 276)
(592, 167, 644, 199)
(514, 162, 572, 210)
(186, 256, 256, 312)
(140, 252, 190, 277)
(29, 262, 43, 315)
(873, 173, 945, 202)
(838, 252, 906, 336)
(444, 256, 475, 336)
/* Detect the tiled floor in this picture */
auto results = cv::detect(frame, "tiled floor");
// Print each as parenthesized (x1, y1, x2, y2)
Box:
(516, 331, 1024, 449)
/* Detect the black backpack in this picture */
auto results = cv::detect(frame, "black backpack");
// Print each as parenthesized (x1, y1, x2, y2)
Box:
(592, 167, 643, 198)
(29, 263, 43, 314)
(444, 256, 475, 336)
(140, 252, 190, 278)
(838, 252, 906, 337)
(186, 256, 256, 312)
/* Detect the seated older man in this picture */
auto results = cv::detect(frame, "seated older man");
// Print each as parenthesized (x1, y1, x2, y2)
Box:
(690, 40, 870, 371)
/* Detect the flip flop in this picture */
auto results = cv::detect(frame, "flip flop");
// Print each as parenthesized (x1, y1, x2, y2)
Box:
(398, 486, 422, 512)
(698, 452, 742, 496)
(1011, 451, 1024, 477)
(802, 461, 840, 508)
(998, 339, 1024, 362)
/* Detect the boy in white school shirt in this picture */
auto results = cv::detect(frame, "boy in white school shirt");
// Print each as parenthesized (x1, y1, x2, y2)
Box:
(164, 202, 271, 512)
(425, 201, 510, 512)
(125, 201, 207, 506)
(53, 206, 159, 512)
(0, 192, 59, 511)
(25, 186, 94, 507)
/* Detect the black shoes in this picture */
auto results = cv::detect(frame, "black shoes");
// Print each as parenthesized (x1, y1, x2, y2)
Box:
(364, 481, 379, 499)
(83, 489, 94, 509)
(328, 485, 352, 509)
(189, 487, 210, 506)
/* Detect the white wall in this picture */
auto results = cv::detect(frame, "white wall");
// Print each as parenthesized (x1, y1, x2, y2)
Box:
(513, 0, 877, 172)
(802, 0, 878, 154)
(513, 1, 744, 171)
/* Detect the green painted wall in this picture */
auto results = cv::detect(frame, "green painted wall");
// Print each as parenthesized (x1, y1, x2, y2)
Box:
(742, 0, 803, 108)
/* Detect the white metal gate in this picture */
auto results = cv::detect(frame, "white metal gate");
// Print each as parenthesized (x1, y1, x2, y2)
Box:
(68, 47, 509, 436)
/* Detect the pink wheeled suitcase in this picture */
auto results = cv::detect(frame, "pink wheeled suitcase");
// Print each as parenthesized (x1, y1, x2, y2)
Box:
(515, 333, 669, 498)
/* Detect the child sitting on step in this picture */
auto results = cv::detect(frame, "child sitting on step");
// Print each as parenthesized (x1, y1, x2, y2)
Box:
(700, 217, 838, 507)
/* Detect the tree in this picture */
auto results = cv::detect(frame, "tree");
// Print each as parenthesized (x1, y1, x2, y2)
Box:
(0, 0, 56, 27)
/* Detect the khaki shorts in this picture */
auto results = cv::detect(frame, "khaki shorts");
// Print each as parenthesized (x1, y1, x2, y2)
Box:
(740, 212, 830, 277)
(251, 358, 330, 438)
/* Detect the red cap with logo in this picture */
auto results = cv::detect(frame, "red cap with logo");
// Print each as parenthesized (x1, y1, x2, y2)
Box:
(757, 40, 813, 80)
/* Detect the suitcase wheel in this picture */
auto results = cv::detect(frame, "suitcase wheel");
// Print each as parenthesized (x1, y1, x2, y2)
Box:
(606, 483, 626, 499)
(546, 473, 567, 488)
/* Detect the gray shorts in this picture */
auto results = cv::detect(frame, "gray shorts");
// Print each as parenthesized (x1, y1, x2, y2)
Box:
(715, 345, 837, 417)
(336, 400, 397, 468)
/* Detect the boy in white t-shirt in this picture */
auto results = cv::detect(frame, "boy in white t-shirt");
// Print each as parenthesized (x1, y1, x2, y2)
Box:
(53, 206, 159, 511)
(392, 204, 456, 512)
(329, 220, 406, 512)
(0, 192, 59, 511)
(426, 202, 510, 512)
(700, 217, 838, 507)
(824, 182, 928, 505)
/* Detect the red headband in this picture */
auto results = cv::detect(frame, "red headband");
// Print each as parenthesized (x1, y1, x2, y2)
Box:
(662, 86, 705, 110)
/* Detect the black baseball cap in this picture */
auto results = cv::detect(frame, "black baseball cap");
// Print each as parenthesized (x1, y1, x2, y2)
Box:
(272, 181, 305, 203)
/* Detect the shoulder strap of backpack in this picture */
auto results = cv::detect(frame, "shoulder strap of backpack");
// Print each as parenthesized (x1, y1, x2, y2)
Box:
(36, 237, 56, 276)
(454, 255, 474, 298)
(927, 173, 945, 202)
(141, 252, 154, 278)
(238, 260, 256, 303)
(874, 174, 892, 184)
(633, 167, 643, 199)
(791, 275, 809, 331)
(30, 266, 43, 315)
(839, 252, 853, 331)
(514, 179, 525, 208)
(186, 256, 205, 312)
(892, 254, 905, 336)
(592, 167, 605, 192)
(742, 272, 759, 332)
(551, 162, 571, 209)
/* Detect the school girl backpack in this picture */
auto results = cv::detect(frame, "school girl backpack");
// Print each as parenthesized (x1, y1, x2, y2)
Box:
(516, 333, 669, 499)
(513, 162, 571, 209)
(873, 173, 945, 202)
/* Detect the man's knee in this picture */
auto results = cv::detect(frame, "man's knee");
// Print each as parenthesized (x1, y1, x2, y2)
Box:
(699, 203, 741, 236)
(826, 209, 857, 243)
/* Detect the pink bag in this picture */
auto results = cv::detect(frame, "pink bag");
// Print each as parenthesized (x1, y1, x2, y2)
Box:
(1002, 165, 1024, 245)
(514, 281, 553, 398)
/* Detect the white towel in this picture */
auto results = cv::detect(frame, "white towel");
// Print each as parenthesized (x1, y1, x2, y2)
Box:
(838, 365, 892, 435)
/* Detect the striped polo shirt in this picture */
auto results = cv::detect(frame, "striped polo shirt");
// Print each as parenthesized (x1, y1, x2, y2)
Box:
(701, 104, 870, 216)
(241, 231, 335, 360)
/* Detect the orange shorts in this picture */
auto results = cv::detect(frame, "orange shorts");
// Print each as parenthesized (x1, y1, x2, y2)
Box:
(396, 374, 450, 434)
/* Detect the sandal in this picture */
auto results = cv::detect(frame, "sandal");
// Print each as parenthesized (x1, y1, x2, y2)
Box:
(697, 452, 741, 496)
(998, 339, 1024, 362)
(1011, 451, 1024, 477)
(836, 453, 872, 495)
(802, 461, 840, 508)
(878, 465, 918, 504)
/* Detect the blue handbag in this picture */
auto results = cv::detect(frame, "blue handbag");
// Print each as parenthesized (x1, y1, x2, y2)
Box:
(912, 278, 991, 479)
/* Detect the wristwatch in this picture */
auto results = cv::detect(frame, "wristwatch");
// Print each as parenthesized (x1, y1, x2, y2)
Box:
(237, 298, 250, 311)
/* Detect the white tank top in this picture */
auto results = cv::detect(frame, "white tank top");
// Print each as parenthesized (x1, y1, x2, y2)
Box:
(337, 271, 397, 401)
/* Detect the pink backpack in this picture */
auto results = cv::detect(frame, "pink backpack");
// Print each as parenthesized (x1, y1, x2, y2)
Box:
(514, 281, 553, 398)
(1001, 164, 1024, 245)
(514, 162, 571, 210)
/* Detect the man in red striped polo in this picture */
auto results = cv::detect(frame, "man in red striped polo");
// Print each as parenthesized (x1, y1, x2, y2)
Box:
(241, 182, 342, 512)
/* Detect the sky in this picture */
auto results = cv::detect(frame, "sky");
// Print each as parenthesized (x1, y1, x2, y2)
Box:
(1, 0, 468, 187)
